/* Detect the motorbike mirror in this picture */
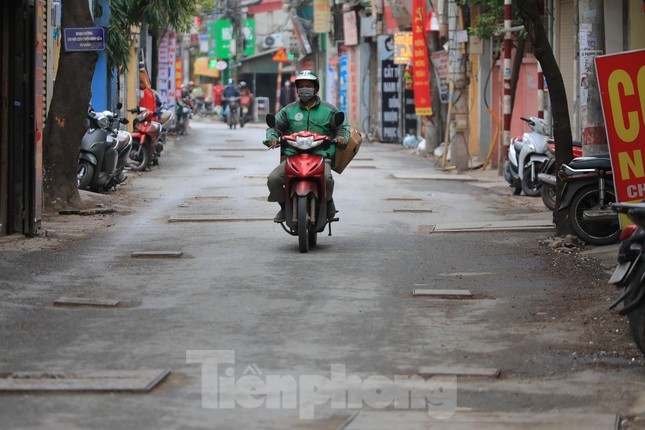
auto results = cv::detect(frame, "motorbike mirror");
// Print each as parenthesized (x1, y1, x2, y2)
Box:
(266, 114, 276, 128)
(332, 111, 345, 127)
(116, 102, 123, 110)
(120, 118, 129, 125)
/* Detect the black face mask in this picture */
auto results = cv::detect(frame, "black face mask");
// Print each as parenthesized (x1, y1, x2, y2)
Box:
(297, 88, 315, 103)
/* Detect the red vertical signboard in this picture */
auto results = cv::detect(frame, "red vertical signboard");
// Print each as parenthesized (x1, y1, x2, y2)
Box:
(595, 49, 645, 205)
(412, 0, 432, 116)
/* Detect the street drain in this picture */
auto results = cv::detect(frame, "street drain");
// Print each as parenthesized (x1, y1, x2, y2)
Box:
(245, 175, 268, 179)
(131, 251, 184, 258)
(208, 148, 263, 152)
(393, 209, 433, 213)
(385, 198, 423, 201)
(0, 369, 170, 392)
(353, 157, 373, 161)
(418, 366, 500, 378)
(208, 167, 236, 170)
(168, 216, 272, 223)
(220, 155, 244, 158)
(58, 208, 116, 216)
(412, 288, 472, 298)
(352, 165, 377, 169)
(439, 272, 493, 277)
(193, 196, 228, 200)
(53, 297, 120, 307)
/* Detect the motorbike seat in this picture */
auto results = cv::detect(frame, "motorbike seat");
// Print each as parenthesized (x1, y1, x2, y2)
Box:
(568, 154, 611, 170)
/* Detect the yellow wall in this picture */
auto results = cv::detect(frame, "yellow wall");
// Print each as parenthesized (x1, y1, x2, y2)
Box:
(629, 0, 645, 50)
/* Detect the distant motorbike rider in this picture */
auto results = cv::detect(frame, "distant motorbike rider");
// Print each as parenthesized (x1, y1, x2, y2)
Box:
(221, 79, 241, 119)
(264, 70, 349, 222)
(238, 81, 253, 123)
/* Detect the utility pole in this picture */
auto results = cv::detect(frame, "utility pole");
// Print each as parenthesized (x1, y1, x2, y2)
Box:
(578, 0, 606, 155)
(443, 0, 468, 171)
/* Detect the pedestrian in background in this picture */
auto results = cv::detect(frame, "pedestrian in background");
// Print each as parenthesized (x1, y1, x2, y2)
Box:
(279, 79, 296, 109)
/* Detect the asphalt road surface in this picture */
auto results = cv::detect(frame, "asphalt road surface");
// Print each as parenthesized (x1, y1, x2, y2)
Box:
(0, 118, 643, 429)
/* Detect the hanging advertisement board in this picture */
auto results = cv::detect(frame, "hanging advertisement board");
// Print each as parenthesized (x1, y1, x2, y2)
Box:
(378, 35, 400, 143)
(411, 0, 432, 116)
(595, 49, 645, 210)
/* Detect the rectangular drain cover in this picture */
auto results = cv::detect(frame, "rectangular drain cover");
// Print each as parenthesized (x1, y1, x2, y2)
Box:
(393, 209, 433, 213)
(342, 411, 618, 430)
(208, 167, 236, 170)
(412, 289, 472, 297)
(54, 297, 120, 307)
(418, 366, 500, 378)
(131, 251, 184, 258)
(0, 369, 170, 392)
(193, 196, 228, 200)
(168, 216, 272, 223)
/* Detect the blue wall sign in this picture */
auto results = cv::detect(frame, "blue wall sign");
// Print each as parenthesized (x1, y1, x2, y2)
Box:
(63, 27, 106, 52)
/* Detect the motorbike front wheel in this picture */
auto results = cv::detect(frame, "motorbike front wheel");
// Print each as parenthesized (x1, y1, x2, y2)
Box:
(297, 196, 310, 253)
(77, 160, 94, 190)
(541, 184, 557, 211)
(521, 162, 543, 197)
(129, 142, 149, 172)
(626, 262, 645, 354)
(568, 184, 620, 245)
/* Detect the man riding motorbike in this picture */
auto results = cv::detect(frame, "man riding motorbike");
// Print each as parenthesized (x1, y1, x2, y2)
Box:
(222, 79, 240, 122)
(264, 70, 350, 222)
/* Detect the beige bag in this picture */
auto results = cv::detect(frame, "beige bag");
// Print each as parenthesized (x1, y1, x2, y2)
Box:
(333, 128, 362, 174)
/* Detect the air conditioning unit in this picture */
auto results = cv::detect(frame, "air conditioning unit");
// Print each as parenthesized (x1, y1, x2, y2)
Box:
(261, 34, 283, 50)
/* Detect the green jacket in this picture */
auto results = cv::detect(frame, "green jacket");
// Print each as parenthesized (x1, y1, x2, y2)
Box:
(264, 97, 350, 159)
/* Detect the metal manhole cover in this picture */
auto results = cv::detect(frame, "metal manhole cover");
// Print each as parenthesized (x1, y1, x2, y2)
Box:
(0, 369, 170, 392)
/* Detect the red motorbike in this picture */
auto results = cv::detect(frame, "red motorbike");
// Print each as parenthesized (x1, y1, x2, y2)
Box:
(266, 112, 344, 253)
(128, 107, 162, 171)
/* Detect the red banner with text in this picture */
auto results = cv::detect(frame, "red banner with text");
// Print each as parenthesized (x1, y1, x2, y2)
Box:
(412, 0, 432, 116)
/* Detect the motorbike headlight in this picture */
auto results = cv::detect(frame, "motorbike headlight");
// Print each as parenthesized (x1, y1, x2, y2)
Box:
(295, 136, 315, 149)
(97, 116, 110, 129)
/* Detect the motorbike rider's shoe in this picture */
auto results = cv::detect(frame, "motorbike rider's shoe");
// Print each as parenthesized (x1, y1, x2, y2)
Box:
(327, 199, 337, 219)
(274, 203, 286, 223)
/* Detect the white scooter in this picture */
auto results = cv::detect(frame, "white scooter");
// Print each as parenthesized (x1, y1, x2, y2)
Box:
(503, 116, 551, 196)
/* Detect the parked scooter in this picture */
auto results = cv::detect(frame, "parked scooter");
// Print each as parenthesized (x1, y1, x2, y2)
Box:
(537, 140, 583, 210)
(198, 99, 219, 118)
(265, 112, 344, 253)
(156, 104, 173, 148)
(503, 116, 551, 196)
(556, 153, 620, 245)
(609, 202, 645, 354)
(128, 106, 162, 171)
(77, 103, 132, 192)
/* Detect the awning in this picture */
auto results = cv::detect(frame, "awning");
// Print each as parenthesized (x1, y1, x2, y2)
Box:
(194, 57, 220, 79)
(238, 49, 295, 75)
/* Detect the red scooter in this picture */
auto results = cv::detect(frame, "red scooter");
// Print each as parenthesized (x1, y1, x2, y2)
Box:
(266, 112, 344, 253)
(128, 107, 162, 171)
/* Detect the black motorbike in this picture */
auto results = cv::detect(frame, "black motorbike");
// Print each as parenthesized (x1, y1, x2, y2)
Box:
(537, 140, 582, 210)
(609, 202, 645, 354)
(77, 103, 132, 192)
(556, 153, 620, 245)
